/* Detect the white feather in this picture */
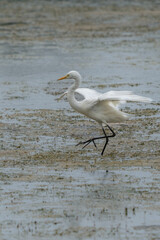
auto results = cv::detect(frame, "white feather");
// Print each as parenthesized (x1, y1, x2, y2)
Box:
(58, 71, 152, 155)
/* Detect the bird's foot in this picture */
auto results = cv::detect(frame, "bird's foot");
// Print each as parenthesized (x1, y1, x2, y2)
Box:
(76, 138, 97, 149)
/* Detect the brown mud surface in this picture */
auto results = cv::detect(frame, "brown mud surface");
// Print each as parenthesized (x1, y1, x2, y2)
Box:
(0, 1, 160, 239)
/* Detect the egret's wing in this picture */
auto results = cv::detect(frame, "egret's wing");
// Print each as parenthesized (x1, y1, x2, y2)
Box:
(57, 89, 152, 105)
(75, 88, 101, 100)
(56, 91, 67, 101)
(99, 91, 152, 103)
(77, 89, 152, 104)
(57, 88, 100, 101)
(88, 91, 152, 123)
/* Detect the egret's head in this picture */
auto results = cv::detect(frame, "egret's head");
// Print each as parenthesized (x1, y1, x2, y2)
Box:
(58, 70, 81, 81)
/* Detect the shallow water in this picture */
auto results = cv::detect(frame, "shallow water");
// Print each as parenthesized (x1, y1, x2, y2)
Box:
(0, 1, 160, 239)
(0, 38, 159, 113)
(0, 166, 160, 240)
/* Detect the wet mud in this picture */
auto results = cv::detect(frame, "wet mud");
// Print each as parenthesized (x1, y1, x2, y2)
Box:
(0, 1, 160, 239)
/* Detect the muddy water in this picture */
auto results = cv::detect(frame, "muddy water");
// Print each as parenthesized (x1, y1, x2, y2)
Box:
(0, 1, 160, 239)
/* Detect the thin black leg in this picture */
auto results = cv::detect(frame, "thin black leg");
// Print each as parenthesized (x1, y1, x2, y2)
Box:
(106, 124, 116, 138)
(101, 125, 116, 155)
(81, 139, 97, 149)
(76, 124, 116, 155)
(76, 135, 104, 148)
(101, 127, 108, 156)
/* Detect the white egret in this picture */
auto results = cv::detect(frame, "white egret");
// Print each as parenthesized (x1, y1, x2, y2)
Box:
(58, 70, 152, 156)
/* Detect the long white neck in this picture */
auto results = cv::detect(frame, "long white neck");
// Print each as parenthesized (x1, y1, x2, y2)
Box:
(67, 74, 81, 112)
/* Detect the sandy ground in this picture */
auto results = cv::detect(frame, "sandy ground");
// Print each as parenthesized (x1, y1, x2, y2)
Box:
(0, 0, 160, 239)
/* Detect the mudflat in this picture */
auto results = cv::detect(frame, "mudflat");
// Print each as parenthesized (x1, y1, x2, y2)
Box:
(0, 1, 160, 239)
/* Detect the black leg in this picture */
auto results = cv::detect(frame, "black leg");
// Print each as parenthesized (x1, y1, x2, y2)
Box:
(101, 127, 108, 156)
(76, 124, 116, 155)
(76, 134, 105, 148)
(106, 124, 116, 138)
(76, 138, 98, 148)
(101, 125, 116, 155)
(81, 139, 97, 149)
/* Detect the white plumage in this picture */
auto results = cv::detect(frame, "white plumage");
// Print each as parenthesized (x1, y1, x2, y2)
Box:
(58, 70, 152, 155)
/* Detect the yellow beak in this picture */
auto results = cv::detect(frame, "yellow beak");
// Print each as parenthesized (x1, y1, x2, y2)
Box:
(58, 75, 68, 81)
